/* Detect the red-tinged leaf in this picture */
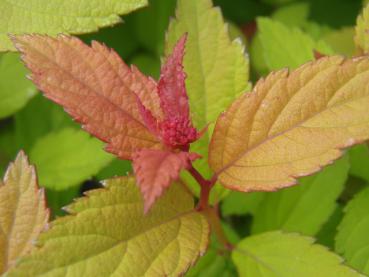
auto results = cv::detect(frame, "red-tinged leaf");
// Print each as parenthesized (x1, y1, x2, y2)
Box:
(158, 33, 189, 119)
(12, 34, 163, 160)
(133, 149, 200, 212)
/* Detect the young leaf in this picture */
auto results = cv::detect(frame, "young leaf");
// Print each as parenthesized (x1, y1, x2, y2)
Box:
(251, 157, 349, 236)
(29, 128, 113, 190)
(355, 4, 369, 53)
(0, 152, 49, 274)
(165, 0, 249, 198)
(7, 177, 210, 277)
(257, 17, 333, 71)
(0, 53, 36, 119)
(232, 231, 361, 277)
(0, 0, 147, 51)
(13, 34, 162, 160)
(133, 149, 199, 212)
(209, 55, 369, 192)
(336, 187, 369, 275)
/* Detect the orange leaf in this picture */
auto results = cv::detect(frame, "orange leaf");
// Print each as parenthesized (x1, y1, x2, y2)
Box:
(133, 149, 200, 212)
(209, 55, 369, 192)
(0, 152, 49, 274)
(13, 35, 163, 160)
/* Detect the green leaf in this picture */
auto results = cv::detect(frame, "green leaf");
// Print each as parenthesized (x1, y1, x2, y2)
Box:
(323, 27, 356, 56)
(233, 231, 361, 277)
(165, 0, 249, 200)
(0, 53, 36, 118)
(316, 205, 344, 248)
(0, 0, 148, 51)
(349, 144, 369, 182)
(257, 17, 333, 71)
(8, 177, 210, 276)
(251, 157, 349, 236)
(15, 94, 76, 152)
(29, 128, 113, 190)
(336, 187, 369, 275)
(221, 191, 265, 216)
(272, 2, 310, 27)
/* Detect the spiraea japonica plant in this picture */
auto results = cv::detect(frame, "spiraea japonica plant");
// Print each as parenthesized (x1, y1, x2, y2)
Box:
(2, 0, 369, 276)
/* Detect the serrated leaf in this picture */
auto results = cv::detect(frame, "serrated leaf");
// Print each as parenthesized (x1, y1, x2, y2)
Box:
(348, 144, 369, 182)
(8, 177, 210, 277)
(257, 17, 333, 71)
(336, 187, 369, 274)
(165, 0, 249, 199)
(0, 52, 36, 119)
(133, 149, 199, 212)
(13, 34, 163, 160)
(0, 0, 147, 51)
(232, 231, 361, 277)
(251, 157, 349, 236)
(209, 55, 369, 192)
(29, 128, 113, 190)
(316, 205, 344, 248)
(0, 152, 49, 274)
(355, 4, 369, 53)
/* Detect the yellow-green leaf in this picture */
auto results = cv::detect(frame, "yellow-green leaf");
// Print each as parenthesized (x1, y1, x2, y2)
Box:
(210, 55, 369, 192)
(355, 4, 369, 53)
(232, 231, 361, 277)
(0, 0, 147, 51)
(165, 0, 249, 200)
(0, 152, 49, 274)
(8, 177, 210, 276)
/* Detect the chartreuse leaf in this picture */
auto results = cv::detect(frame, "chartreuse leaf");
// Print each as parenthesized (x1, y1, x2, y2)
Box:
(165, 0, 249, 199)
(349, 144, 369, 182)
(0, 53, 36, 119)
(0, 0, 148, 51)
(29, 128, 113, 190)
(8, 177, 210, 276)
(257, 17, 333, 71)
(355, 4, 369, 53)
(251, 157, 349, 236)
(209, 56, 369, 192)
(0, 152, 49, 274)
(336, 187, 369, 274)
(232, 231, 361, 277)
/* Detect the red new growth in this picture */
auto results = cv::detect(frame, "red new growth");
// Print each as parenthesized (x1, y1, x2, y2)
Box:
(138, 34, 199, 150)
(13, 33, 201, 212)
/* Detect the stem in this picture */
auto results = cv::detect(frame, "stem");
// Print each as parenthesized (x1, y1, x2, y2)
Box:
(187, 165, 233, 249)
(187, 165, 215, 210)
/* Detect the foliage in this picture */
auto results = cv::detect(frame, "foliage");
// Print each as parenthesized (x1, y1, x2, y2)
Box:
(1, 0, 369, 276)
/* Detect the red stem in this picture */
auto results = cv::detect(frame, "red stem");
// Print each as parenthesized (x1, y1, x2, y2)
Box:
(187, 165, 233, 249)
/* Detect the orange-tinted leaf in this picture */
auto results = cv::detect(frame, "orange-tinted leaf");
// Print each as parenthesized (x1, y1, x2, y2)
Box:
(158, 34, 189, 119)
(209, 55, 369, 192)
(133, 149, 200, 212)
(13, 34, 163, 160)
(0, 152, 49, 274)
